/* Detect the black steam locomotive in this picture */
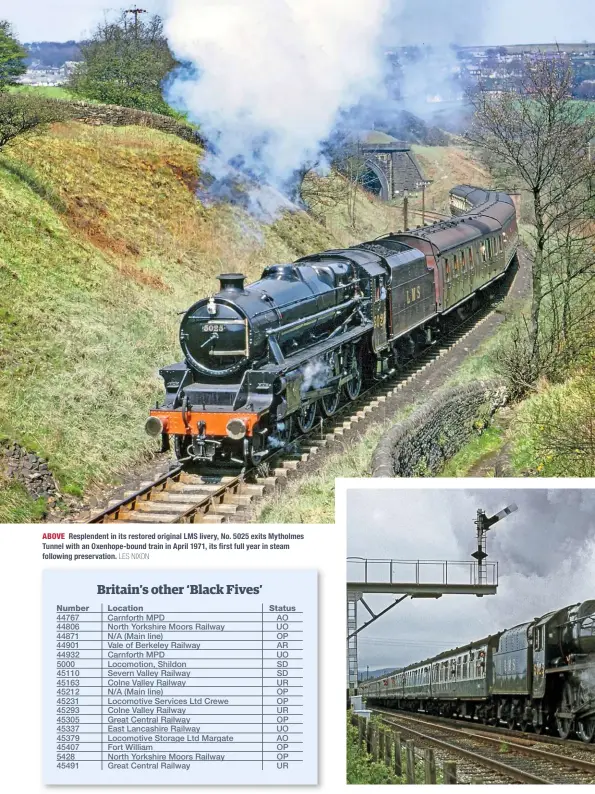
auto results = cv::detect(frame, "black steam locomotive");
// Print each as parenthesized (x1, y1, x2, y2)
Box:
(145, 185, 518, 468)
(359, 599, 595, 743)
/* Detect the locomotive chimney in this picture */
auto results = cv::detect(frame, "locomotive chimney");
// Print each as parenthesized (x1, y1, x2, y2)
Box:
(218, 273, 246, 292)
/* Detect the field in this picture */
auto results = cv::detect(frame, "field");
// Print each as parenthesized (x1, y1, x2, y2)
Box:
(8, 85, 75, 100)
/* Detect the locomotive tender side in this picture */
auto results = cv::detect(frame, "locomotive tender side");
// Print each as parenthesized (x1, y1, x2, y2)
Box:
(146, 185, 519, 469)
(358, 599, 595, 742)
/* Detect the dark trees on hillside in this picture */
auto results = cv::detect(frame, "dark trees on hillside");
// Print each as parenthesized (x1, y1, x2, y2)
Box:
(69, 12, 177, 115)
(466, 56, 595, 388)
(0, 21, 27, 90)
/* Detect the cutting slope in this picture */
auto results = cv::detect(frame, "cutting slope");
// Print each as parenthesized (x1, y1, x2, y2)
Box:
(0, 121, 398, 520)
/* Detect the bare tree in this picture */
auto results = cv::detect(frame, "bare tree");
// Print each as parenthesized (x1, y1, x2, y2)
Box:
(300, 136, 383, 230)
(466, 55, 595, 361)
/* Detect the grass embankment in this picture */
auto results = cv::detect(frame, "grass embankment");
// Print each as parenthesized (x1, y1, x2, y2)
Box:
(412, 144, 491, 213)
(0, 121, 397, 521)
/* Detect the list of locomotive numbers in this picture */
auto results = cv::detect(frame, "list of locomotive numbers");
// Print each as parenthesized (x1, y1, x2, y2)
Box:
(43, 570, 317, 785)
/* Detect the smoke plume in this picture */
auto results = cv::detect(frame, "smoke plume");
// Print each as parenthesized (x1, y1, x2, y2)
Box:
(164, 0, 392, 217)
(163, 1, 489, 218)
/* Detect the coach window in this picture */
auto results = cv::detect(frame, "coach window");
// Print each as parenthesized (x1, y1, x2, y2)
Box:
(480, 243, 486, 262)
(461, 249, 467, 272)
(468, 247, 474, 267)
(445, 259, 451, 283)
(462, 655, 468, 679)
(456, 657, 461, 679)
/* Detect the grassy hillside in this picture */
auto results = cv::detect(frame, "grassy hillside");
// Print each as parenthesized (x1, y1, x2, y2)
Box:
(412, 144, 492, 211)
(0, 121, 400, 521)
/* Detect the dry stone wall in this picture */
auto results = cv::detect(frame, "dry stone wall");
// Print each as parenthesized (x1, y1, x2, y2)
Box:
(58, 101, 204, 147)
(371, 380, 508, 477)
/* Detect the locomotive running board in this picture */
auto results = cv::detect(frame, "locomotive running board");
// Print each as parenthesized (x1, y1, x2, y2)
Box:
(263, 323, 373, 374)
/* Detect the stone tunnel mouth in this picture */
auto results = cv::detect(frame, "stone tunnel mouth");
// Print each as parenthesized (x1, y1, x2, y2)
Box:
(358, 167, 384, 197)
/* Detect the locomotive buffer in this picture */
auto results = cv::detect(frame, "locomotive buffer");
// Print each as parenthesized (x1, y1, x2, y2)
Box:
(347, 503, 517, 696)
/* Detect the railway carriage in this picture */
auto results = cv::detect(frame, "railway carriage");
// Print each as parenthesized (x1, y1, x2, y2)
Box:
(358, 599, 595, 743)
(146, 185, 519, 470)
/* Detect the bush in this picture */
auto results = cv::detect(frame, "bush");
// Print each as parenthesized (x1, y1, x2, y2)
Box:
(511, 374, 595, 476)
(346, 717, 400, 785)
(0, 93, 65, 150)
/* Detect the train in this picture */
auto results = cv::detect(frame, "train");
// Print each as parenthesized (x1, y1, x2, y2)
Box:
(358, 599, 595, 743)
(145, 185, 518, 469)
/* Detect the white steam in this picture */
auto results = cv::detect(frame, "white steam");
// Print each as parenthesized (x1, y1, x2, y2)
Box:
(163, 0, 392, 217)
(163, 1, 489, 218)
(301, 357, 333, 395)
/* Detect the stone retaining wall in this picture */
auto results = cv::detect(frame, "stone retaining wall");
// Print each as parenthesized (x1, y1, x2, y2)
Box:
(58, 100, 204, 147)
(371, 380, 508, 477)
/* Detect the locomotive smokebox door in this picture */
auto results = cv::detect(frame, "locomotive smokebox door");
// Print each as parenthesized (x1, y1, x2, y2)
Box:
(372, 275, 388, 352)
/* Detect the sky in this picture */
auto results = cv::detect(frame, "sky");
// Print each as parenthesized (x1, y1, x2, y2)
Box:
(2, 0, 594, 45)
(347, 488, 595, 674)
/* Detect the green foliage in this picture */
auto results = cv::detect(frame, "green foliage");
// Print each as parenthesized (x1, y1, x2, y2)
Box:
(346, 718, 401, 785)
(412, 457, 430, 477)
(0, 478, 47, 522)
(510, 374, 595, 477)
(440, 425, 505, 477)
(69, 13, 178, 114)
(0, 21, 27, 90)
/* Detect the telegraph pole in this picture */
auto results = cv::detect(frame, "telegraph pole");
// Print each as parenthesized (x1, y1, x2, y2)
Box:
(125, 7, 147, 38)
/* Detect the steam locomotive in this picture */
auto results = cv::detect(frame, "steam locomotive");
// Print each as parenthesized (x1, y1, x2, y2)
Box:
(359, 599, 595, 743)
(145, 185, 518, 468)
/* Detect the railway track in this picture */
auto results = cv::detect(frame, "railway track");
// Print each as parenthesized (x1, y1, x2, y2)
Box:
(85, 261, 520, 525)
(373, 708, 595, 784)
(375, 705, 595, 755)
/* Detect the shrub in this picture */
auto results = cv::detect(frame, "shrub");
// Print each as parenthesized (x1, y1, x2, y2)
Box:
(0, 93, 65, 150)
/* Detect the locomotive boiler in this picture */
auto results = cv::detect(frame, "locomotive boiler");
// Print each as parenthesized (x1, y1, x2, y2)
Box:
(359, 599, 595, 743)
(146, 185, 519, 469)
